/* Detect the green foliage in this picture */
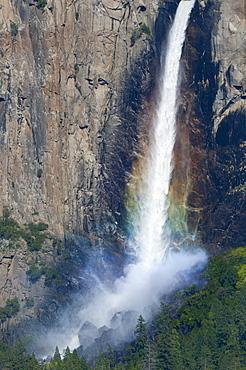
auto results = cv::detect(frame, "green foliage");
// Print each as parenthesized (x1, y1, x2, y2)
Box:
(3, 246, 246, 369)
(49, 346, 90, 370)
(0, 341, 91, 369)
(27, 234, 47, 252)
(134, 315, 148, 360)
(74, 64, 79, 74)
(112, 246, 246, 369)
(75, 83, 82, 95)
(130, 29, 140, 47)
(28, 222, 48, 232)
(43, 266, 60, 287)
(0, 298, 20, 323)
(53, 238, 62, 255)
(75, 12, 79, 21)
(154, 246, 246, 369)
(155, 304, 182, 370)
(73, 64, 79, 81)
(120, 315, 155, 370)
(37, 168, 43, 178)
(130, 23, 151, 46)
(25, 297, 34, 308)
(0, 214, 21, 241)
(0, 209, 48, 252)
(26, 264, 43, 283)
(139, 23, 151, 36)
(0, 339, 40, 369)
(10, 21, 18, 36)
(34, 0, 47, 12)
(26, 262, 61, 286)
(53, 346, 62, 364)
(19, 222, 48, 251)
(0, 342, 92, 369)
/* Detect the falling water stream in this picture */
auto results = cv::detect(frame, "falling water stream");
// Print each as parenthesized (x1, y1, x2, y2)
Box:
(131, 0, 197, 265)
(43, 0, 207, 355)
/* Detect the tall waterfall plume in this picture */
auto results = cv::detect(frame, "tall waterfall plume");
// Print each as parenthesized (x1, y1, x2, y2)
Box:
(41, 0, 207, 355)
(129, 0, 197, 266)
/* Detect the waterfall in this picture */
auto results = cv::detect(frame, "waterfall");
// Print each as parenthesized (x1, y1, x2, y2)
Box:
(74, 0, 201, 337)
(131, 0, 196, 265)
(42, 0, 208, 356)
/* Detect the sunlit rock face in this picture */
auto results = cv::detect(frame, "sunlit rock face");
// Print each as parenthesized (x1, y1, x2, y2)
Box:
(0, 0, 179, 337)
(0, 0, 164, 240)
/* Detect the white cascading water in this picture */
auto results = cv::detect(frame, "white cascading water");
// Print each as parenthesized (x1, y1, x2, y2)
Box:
(132, 0, 196, 266)
(43, 0, 207, 354)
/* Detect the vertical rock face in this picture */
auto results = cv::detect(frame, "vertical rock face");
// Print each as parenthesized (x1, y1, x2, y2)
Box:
(0, 0, 160, 239)
(204, 0, 246, 251)
(172, 0, 246, 252)
(212, 0, 246, 127)
(0, 0, 176, 335)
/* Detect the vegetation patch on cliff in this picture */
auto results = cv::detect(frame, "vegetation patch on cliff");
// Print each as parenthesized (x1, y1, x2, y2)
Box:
(0, 208, 48, 252)
(34, 0, 47, 12)
(0, 298, 19, 323)
(130, 23, 151, 46)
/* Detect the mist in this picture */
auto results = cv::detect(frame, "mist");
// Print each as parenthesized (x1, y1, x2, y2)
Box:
(78, 247, 207, 328)
(37, 0, 204, 358)
(39, 245, 207, 358)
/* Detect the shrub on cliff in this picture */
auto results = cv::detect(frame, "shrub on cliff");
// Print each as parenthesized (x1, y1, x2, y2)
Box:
(0, 213, 21, 241)
(130, 23, 151, 46)
(10, 21, 18, 37)
(26, 264, 43, 283)
(0, 209, 48, 251)
(0, 298, 20, 323)
(34, 0, 47, 12)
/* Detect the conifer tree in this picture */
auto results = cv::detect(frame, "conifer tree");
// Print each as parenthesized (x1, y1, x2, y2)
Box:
(63, 347, 74, 369)
(95, 351, 110, 370)
(106, 345, 114, 368)
(134, 315, 148, 361)
(155, 303, 182, 370)
(80, 355, 91, 370)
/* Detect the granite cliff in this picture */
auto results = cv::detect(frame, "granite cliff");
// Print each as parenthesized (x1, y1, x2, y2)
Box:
(0, 0, 164, 338)
(0, 0, 245, 340)
(172, 0, 246, 253)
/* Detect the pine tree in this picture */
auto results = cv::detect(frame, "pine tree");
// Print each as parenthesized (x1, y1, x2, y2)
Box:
(50, 346, 62, 370)
(106, 345, 115, 368)
(71, 349, 84, 370)
(80, 355, 91, 370)
(95, 351, 110, 370)
(142, 340, 157, 370)
(63, 347, 74, 369)
(134, 315, 148, 361)
(54, 346, 62, 363)
(155, 304, 183, 370)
